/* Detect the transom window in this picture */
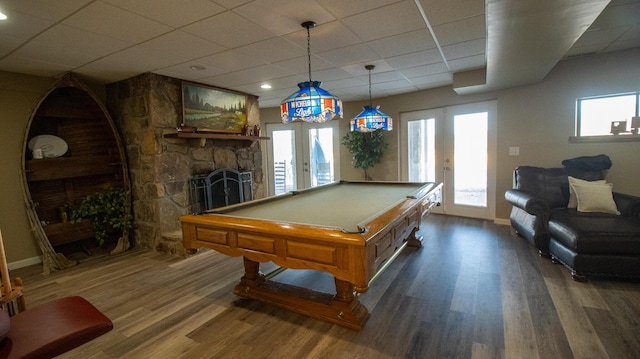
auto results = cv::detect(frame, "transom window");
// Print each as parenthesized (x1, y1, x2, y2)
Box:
(576, 93, 640, 136)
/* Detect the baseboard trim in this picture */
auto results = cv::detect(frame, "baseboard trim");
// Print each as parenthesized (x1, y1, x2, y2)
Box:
(8, 256, 42, 270)
(493, 218, 511, 226)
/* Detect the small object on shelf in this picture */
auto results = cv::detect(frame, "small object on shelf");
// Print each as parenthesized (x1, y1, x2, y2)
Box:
(631, 116, 640, 134)
(610, 120, 627, 135)
(27, 134, 68, 158)
(178, 125, 197, 133)
(32, 148, 43, 159)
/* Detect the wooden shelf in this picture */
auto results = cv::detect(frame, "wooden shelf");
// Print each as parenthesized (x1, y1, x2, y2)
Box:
(569, 134, 640, 143)
(25, 155, 123, 182)
(164, 132, 270, 141)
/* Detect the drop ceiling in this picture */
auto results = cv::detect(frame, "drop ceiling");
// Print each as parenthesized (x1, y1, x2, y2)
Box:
(0, 0, 638, 107)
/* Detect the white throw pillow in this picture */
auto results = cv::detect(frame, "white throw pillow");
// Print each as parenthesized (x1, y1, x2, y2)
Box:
(569, 180, 619, 214)
(567, 176, 606, 208)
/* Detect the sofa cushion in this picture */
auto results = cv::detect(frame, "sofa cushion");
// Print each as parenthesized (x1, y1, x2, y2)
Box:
(567, 177, 606, 208)
(549, 216, 640, 255)
(568, 177, 619, 214)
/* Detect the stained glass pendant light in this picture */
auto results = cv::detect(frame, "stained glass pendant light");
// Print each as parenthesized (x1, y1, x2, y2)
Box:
(281, 21, 342, 124)
(350, 65, 393, 132)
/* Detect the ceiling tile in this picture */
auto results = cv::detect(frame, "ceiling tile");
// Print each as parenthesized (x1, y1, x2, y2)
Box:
(319, 43, 380, 67)
(322, 76, 367, 91)
(13, 24, 130, 67)
(63, 1, 172, 44)
(140, 30, 226, 59)
(342, 1, 426, 42)
(441, 38, 486, 61)
(0, 36, 23, 57)
(316, 0, 404, 18)
(80, 46, 190, 80)
(212, 0, 254, 10)
(410, 72, 452, 87)
(0, 56, 72, 77)
(205, 64, 290, 86)
(340, 60, 394, 76)
(0, 10, 53, 39)
(431, 14, 486, 46)
(399, 62, 449, 77)
(589, 0, 640, 29)
(367, 29, 436, 58)
(235, 37, 306, 64)
(418, 0, 485, 26)
(273, 55, 336, 75)
(373, 78, 413, 91)
(385, 48, 444, 69)
(574, 27, 630, 48)
(74, 59, 142, 84)
(182, 11, 273, 48)
(308, 67, 353, 82)
(102, 0, 226, 28)
(282, 21, 361, 54)
(0, 0, 92, 22)
(198, 49, 267, 72)
(234, 0, 335, 36)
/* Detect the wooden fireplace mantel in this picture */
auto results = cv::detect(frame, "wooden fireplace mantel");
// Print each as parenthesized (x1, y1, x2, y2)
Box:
(164, 132, 270, 141)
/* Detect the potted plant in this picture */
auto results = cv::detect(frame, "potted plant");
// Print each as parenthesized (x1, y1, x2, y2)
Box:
(65, 188, 132, 254)
(341, 130, 387, 181)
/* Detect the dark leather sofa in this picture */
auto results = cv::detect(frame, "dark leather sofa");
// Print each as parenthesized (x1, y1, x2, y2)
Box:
(505, 166, 640, 281)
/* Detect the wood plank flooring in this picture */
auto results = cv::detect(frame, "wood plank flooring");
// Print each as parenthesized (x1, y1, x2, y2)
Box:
(11, 214, 640, 358)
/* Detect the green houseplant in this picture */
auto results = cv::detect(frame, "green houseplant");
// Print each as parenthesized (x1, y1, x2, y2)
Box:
(66, 188, 132, 247)
(341, 130, 387, 181)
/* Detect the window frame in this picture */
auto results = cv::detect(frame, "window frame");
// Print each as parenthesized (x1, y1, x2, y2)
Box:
(572, 92, 640, 143)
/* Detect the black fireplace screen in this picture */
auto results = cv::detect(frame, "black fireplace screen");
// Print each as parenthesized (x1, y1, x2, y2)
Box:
(189, 168, 252, 214)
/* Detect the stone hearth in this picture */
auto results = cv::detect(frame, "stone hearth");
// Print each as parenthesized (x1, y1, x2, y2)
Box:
(106, 73, 263, 255)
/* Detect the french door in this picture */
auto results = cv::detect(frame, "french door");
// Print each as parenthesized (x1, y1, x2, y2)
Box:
(265, 121, 340, 195)
(400, 101, 497, 219)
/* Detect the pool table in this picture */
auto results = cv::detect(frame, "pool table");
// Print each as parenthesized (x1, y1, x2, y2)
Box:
(180, 180, 442, 330)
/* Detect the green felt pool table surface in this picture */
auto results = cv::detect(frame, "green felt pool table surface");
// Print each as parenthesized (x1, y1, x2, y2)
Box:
(206, 181, 439, 233)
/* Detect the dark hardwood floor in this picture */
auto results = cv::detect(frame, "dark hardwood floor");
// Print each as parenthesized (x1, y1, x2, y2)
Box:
(12, 214, 640, 358)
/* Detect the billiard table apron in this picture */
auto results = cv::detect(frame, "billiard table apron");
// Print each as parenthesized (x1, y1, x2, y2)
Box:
(180, 182, 441, 330)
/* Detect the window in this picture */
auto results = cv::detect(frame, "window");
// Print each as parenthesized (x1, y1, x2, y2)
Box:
(576, 93, 640, 136)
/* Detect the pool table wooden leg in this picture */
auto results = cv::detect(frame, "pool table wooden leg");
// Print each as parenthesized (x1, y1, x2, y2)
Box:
(238, 256, 265, 288)
(406, 227, 423, 247)
(233, 257, 370, 330)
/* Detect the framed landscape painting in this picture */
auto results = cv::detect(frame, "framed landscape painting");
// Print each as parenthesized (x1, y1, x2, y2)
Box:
(182, 81, 248, 133)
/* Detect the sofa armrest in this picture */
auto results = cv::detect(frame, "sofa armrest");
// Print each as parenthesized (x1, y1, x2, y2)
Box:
(613, 192, 640, 220)
(505, 189, 550, 216)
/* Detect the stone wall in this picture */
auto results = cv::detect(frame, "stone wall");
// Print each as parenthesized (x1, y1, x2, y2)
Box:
(106, 73, 263, 255)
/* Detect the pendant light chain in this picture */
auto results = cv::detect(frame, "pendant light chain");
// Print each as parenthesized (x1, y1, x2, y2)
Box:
(368, 68, 372, 107)
(307, 25, 312, 83)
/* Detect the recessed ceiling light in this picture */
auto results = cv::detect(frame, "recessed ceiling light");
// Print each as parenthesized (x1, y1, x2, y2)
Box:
(189, 65, 206, 71)
(261, 84, 272, 89)
(0, 11, 7, 20)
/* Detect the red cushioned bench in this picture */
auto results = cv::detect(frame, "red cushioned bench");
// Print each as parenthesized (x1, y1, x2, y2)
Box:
(0, 296, 113, 359)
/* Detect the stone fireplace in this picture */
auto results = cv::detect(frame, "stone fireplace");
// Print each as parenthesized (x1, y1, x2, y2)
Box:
(106, 73, 264, 255)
